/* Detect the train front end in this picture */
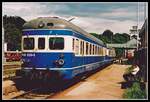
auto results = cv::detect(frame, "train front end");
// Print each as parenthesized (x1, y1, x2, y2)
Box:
(21, 17, 74, 81)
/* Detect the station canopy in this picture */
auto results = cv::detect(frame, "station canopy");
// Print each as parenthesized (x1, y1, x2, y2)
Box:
(106, 38, 139, 49)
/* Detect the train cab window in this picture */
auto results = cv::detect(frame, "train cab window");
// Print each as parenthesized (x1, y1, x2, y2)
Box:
(38, 38, 45, 49)
(23, 38, 34, 50)
(49, 37, 64, 50)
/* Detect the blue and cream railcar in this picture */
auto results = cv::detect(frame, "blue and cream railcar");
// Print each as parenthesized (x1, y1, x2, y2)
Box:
(21, 17, 114, 80)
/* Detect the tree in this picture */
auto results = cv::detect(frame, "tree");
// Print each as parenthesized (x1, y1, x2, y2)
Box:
(102, 29, 113, 40)
(113, 33, 130, 44)
(3, 15, 26, 51)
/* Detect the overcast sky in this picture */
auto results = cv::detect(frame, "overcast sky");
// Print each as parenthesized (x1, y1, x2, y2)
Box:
(2, 2, 148, 34)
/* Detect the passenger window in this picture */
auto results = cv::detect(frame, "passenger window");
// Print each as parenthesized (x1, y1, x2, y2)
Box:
(100, 47, 103, 55)
(72, 38, 75, 51)
(96, 46, 97, 55)
(75, 39, 79, 55)
(89, 44, 92, 55)
(91, 44, 93, 55)
(83, 41, 84, 55)
(38, 38, 45, 49)
(94, 45, 96, 55)
(93, 45, 94, 55)
(86, 42, 88, 55)
(97, 46, 99, 55)
(80, 41, 82, 55)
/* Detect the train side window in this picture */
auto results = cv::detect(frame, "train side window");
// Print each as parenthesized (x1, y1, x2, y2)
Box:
(23, 38, 34, 50)
(91, 44, 93, 55)
(38, 38, 45, 49)
(100, 47, 103, 55)
(86, 42, 88, 55)
(106, 49, 108, 56)
(89, 43, 92, 55)
(94, 46, 96, 55)
(75, 39, 79, 55)
(103, 48, 105, 56)
(82, 41, 84, 55)
(80, 40, 82, 55)
(99, 47, 101, 55)
(72, 38, 75, 51)
(93, 45, 95, 55)
(102, 47, 104, 56)
(97, 46, 99, 55)
(109, 50, 111, 56)
(98, 47, 100, 55)
(95, 46, 97, 55)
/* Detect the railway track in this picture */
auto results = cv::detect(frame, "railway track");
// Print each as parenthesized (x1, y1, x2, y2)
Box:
(12, 88, 55, 99)
(3, 81, 59, 99)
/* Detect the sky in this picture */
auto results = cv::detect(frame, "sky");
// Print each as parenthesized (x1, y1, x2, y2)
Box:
(2, 2, 148, 34)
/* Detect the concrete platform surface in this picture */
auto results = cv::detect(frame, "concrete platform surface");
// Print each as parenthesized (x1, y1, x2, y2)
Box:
(50, 64, 131, 100)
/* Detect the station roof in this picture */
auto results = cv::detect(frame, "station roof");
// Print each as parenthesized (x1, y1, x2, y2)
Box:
(106, 38, 138, 49)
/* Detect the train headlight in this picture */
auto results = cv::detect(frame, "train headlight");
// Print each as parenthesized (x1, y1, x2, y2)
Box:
(38, 21, 45, 28)
(58, 59, 65, 66)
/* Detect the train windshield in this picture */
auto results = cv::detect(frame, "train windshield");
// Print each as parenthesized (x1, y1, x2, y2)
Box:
(49, 37, 64, 50)
(23, 38, 34, 50)
(38, 38, 45, 49)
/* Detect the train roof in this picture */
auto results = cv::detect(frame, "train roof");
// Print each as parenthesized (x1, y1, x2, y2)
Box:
(23, 17, 105, 46)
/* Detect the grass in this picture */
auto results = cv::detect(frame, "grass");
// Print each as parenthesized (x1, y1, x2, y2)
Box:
(123, 82, 147, 99)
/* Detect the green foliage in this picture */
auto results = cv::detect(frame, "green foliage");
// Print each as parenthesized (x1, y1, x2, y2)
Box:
(123, 82, 147, 99)
(113, 33, 129, 44)
(90, 31, 130, 44)
(102, 29, 113, 40)
(115, 48, 124, 57)
(3, 15, 26, 51)
(124, 66, 133, 74)
(90, 31, 131, 57)
(90, 33, 100, 39)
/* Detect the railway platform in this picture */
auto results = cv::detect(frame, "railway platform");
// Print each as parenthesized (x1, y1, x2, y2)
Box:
(49, 64, 131, 100)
